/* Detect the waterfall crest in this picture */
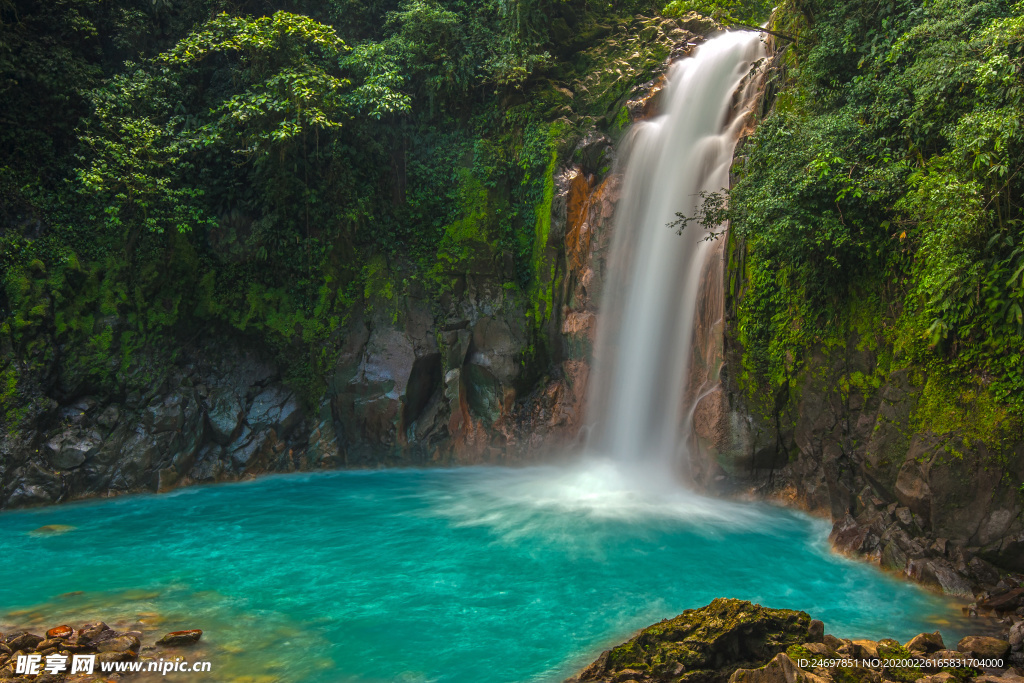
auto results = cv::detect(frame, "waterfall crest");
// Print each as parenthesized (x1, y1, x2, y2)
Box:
(587, 31, 765, 485)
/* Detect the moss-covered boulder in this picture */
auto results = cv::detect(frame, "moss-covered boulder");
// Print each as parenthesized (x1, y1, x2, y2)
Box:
(570, 598, 816, 683)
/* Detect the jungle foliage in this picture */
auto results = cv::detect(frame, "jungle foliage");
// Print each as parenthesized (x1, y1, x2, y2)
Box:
(0, 0, 660, 416)
(693, 0, 1024, 427)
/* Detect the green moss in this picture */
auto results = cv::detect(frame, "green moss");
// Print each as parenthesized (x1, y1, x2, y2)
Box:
(911, 372, 1016, 450)
(529, 148, 558, 327)
(363, 255, 401, 324)
(428, 172, 494, 295)
(875, 642, 921, 683)
(0, 364, 25, 429)
(785, 644, 816, 662)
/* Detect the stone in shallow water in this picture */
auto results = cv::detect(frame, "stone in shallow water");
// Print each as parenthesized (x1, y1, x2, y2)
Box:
(156, 629, 202, 646)
(6, 632, 43, 650)
(97, 634, 141, 654)
(45, 624, 73, 639)
(77, 621, 111, 644)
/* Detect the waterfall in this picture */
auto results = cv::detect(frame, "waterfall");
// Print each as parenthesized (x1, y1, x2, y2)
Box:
(587, 31, 765, 485)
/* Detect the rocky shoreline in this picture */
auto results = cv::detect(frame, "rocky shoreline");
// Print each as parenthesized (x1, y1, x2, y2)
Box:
(0, 623, 202, 681)
(5, 597, 1024, 682)
(568, 598, 1024, 683)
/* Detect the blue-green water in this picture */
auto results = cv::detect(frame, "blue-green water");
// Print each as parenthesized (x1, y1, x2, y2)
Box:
(0, 464, 967, 682)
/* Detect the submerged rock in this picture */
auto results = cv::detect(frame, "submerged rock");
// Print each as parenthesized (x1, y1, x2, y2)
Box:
(28, 524, 75, 536)
(156, 629, 202, 646)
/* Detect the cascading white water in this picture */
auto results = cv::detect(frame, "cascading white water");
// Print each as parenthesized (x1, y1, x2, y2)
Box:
(587, 31, 765, 485)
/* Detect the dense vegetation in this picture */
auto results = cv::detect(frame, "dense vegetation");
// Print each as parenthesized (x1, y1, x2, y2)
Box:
(694, 0, 1024, 438)
(8, 0, 1016, 452)
(0, 0, 688, 425)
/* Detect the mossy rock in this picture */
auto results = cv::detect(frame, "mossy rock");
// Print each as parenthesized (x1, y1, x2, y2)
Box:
(576, 598, 815, 683)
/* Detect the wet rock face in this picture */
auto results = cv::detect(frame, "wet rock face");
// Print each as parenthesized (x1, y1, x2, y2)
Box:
(205, 388, 243, 445)
(696, 305, 1024, 595)
(0, 346, 314, 508)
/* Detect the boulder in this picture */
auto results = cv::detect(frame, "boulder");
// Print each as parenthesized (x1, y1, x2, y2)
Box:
(77, 622, 111, 643)
(1009, 621, 1024, 651)
(905, 632, 945, 654)
(44, 626, 72, 640)
(807, 620, 825, 644)
(96, 650, 137, 664)
(957, 636, 1010, 660)
(97, 634, 140, 654)
(156, 630, 202, 647)
(569, 598, 814, 683)
(917, 674, 956, 683)
(5, 633, 42, 651)
(729, 653, 830, 683)
(980, 587, 1024, 614)
(853, 639, 880, 658)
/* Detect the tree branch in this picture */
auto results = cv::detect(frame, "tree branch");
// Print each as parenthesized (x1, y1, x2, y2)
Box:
(728, 23, 798, 44)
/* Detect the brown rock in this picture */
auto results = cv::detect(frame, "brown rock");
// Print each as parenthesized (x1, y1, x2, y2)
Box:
(958, 636, 1010, 660)
(156, 629, 202, 646)
(917, 674, 955, 683)
(6, 632, 43, 650)
(97, 635, 141, 654)
(77, 622, 111, 644)
(906, 632, 945, 654)
(96, 650, 137, 664)
(45, 625, 73, 640)
(982, 588, 1024, 613)
(823, 635, 845, 650)
(729, 653, 831, 683)
(853, 639, 880, 658)
(929, 650, 968, 663)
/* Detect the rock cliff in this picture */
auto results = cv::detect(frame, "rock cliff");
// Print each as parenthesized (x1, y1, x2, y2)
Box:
(0, 13, 715, 509)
